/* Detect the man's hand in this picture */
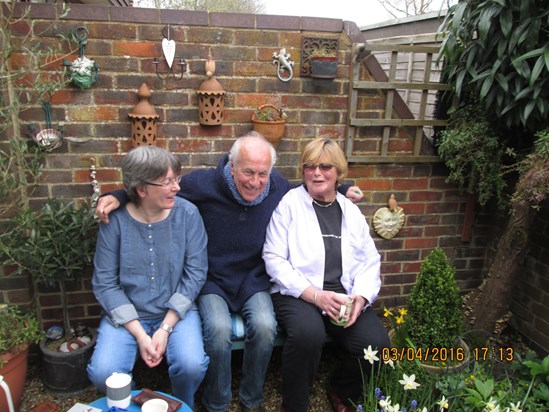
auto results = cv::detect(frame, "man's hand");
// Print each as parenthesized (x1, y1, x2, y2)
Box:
(345, 186, 364, 203)
(95, 195, 121, 224)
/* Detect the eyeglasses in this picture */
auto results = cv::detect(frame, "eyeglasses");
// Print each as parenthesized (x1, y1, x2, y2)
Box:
(145, 176, 181, 189)
(303, 163, 334, 172)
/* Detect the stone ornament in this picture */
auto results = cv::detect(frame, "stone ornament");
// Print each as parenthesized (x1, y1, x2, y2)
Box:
(373, 194, 405, 239)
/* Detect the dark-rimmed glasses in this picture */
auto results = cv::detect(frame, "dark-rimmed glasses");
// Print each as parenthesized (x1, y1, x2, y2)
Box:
(303, 163, 334, 172)
(145, 176, 181, 189)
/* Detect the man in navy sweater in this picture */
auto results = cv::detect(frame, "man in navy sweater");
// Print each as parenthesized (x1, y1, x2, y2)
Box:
(96, 133, 363, 412)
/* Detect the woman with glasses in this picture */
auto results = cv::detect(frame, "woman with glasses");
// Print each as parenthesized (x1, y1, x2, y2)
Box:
(88, 146, 209, 409)
(263, 138, 390, 412)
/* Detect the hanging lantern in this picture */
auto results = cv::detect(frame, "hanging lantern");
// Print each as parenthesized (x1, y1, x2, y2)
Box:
(196, 51, 225, 126)
(129, 83, 159, 146)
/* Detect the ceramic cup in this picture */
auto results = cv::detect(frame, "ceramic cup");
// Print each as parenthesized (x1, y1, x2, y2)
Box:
(105, 372, 132, 409)
(141, 398, 169, 412)
(330, 293, 354, 327)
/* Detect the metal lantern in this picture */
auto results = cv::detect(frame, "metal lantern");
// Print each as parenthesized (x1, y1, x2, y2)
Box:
(196, 51, 225, 126)
(129, 83, 159, 146)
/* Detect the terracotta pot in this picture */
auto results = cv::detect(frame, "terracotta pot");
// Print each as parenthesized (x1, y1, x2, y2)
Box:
(0, 344, 29, 412)
(251, 119, 286, 148)
(388, 329, 470, 374)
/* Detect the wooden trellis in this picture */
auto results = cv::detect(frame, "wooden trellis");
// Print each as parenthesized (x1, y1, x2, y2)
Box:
(345, 42, 451, 164)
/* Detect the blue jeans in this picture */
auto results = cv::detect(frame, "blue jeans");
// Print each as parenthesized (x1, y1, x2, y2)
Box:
(87, 308, 209, 409)
(198, 292, 276, 412)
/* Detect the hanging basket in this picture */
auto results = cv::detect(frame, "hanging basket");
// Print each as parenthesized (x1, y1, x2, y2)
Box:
(310, 56, 338, 79)
(251, 104, 286, 148)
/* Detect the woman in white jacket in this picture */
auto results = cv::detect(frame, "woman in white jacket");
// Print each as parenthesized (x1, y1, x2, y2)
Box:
(263, 138, 390, 412)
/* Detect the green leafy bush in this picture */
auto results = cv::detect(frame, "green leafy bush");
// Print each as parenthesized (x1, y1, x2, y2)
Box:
(0, 304, 44, 367)
(407, 248, 463, 349)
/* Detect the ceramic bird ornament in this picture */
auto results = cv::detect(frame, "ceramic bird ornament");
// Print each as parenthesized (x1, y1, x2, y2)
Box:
(388, 193, 398, 211)
(205, 50, 216, 77)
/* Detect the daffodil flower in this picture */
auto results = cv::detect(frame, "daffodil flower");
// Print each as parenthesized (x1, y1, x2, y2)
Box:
(384, 307, 393, 318)
(398, 308, 408, 316)
(484, 398, 499, 411)
(508, 402, 522, 412)
(363, 345, 379, 364)
(384, 358, 395, 368)
(437, 396, 449, 411)
(379, 396, 391, 409)
(399, 373, 420, 390)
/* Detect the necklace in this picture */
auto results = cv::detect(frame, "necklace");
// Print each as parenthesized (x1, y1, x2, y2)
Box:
(312, 198, 335, 208)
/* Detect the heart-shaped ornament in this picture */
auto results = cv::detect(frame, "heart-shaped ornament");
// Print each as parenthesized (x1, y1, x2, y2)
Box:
(162, 38, 176, 69)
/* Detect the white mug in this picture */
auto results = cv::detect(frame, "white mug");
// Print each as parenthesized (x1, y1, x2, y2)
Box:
(141, 398, 169, 412)
(105, 372, 132, 409)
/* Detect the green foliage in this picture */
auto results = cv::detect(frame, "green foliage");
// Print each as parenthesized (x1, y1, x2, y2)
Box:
(407, 248, 463, 349)
(438, 0, 549, 132)
(0, 199, 97, 287)
(511, 128, 549, 209)
(0, 304, 44, 367)
(437, 102, 509, 207)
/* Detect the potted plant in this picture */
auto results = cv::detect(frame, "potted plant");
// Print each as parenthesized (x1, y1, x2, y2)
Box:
(0, 304, 44, 412)
(251, 103, 287, 148)
(309, 49, 338, 79)
(0, 198, 98, 395)
(386, 248, 468, 373)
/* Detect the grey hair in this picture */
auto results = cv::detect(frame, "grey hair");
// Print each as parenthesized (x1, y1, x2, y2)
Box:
(122, 146, 182, 204)
(228, 131, 277, 171)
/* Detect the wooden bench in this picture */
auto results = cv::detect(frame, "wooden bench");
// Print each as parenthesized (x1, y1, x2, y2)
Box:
(230, 313, 286, 350)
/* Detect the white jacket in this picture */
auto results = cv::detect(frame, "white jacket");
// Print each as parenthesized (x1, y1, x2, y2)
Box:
(263, 185, 381, 305)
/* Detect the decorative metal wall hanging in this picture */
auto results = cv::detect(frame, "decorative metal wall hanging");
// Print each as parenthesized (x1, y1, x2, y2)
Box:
(27, 94, 90, 151)
(300, 37, 339, 77)
(153, 25, 187, 81)
(373, 194, 406, 239)
(196, 50, 226, 126)
(272, 48, 294, 82)
(62, 26, 99, 89)
(129, 83, 159, 146)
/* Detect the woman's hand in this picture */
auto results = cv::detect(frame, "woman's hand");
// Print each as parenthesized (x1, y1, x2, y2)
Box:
(345, 186, 364, 203)
(136, 334, 163, 368)
(344, 295, 366, 328)
(315, 290, 353, 324)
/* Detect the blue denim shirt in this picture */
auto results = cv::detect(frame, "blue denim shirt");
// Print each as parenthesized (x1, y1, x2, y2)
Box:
(92, 197, 208, 326)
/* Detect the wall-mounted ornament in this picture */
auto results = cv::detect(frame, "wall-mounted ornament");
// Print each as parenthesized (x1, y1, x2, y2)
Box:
(300, 36, 339, 78)
(373, 194, 405, 239)
(27, 94, 91, 151)
(61, 26, 99, 89)
(196, 50, 226, 126)
(129, 83, 159, 147)
(272, 48, 294, 82)
(153, 25, 187, 81)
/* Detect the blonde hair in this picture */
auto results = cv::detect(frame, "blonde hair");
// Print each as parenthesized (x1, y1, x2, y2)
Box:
(300, 138, 348, 185)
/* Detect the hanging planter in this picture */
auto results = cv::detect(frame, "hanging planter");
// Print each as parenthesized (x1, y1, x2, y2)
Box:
(251, 104, 286, 148)
(310, 55, 338, 79)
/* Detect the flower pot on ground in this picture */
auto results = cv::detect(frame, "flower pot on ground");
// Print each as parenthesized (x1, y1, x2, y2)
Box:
(0, 304, 44, 412)
(0, 198, 98, 395)
(251, 104, 286, 148)
(384, 248, 466, 372)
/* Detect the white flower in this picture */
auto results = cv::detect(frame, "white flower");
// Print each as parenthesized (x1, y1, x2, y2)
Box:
(379, 396, 391, 409)
(384, 358, 395, 368)
(484, 399, 500, 412)
(399, 373, 420, 390)
(420, 408, 428, 412)
(363, 345, 379, 364)
(437, 396, 449, 411)
(388, 403, 401, 412)
(508, 402, 522, 412)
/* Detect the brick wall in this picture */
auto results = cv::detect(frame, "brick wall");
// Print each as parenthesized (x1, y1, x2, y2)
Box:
(1, 3, 547, 352)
